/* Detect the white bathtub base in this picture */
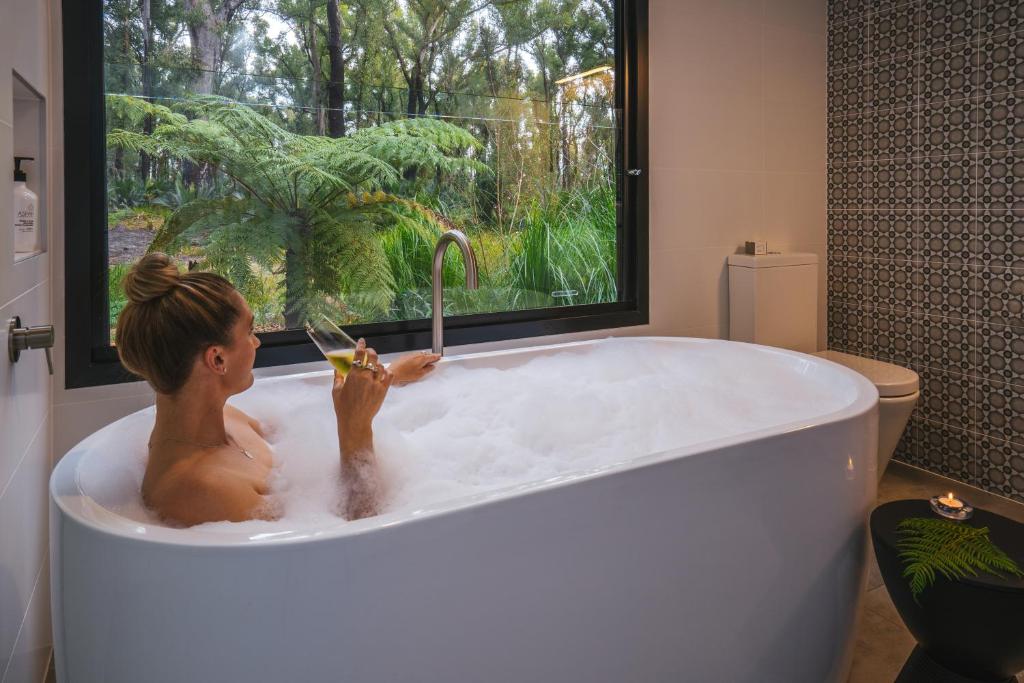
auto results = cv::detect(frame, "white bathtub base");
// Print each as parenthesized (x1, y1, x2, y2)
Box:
(54, 425, 874, 682)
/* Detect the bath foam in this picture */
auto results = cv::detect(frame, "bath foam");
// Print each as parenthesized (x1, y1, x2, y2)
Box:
(77, 339, 859, 533)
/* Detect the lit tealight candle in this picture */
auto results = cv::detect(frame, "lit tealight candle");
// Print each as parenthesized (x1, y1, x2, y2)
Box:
(939, 492, 964, 509)
(930, 491, 973, 519)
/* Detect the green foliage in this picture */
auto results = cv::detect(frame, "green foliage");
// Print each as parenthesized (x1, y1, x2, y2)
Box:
(897, 517, 1024, 602)
(106, 94, 485, 323)
(102, 1, 621, 330)
(108, 263, 131, 334)
(503, 183, 616, 307)
(107, 172, 168, 208)
(154, 178, 237, 211)
(107, 205, 170, 231)
(367, 184, 616, 321)
(107, 173, 148, 209)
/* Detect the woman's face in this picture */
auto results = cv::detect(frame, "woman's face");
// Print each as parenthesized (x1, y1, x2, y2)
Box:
(222, 292, 261, 393)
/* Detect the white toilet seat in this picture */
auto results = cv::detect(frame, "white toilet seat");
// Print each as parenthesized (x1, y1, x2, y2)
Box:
(813, 350, 919, 397)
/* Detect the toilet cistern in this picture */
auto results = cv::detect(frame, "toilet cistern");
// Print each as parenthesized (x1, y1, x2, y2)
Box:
(432, 230, 479, 355)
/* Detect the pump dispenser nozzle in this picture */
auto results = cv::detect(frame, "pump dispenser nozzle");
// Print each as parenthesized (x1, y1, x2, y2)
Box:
(13, 156, 33, 182)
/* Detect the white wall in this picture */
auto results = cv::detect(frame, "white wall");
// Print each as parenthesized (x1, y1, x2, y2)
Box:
(51, 0, 827, 454)
(0, 0, 57, 681)
(648, 0, 827, 343)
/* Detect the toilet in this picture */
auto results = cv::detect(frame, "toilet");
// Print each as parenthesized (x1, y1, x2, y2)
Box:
(727, 252, 919, 481)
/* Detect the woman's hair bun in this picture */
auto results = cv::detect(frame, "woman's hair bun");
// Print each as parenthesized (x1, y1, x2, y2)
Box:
(123, 253, 181, 304)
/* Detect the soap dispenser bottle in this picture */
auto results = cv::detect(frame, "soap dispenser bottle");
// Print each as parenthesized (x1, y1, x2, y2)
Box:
(13, 156, 39, 254)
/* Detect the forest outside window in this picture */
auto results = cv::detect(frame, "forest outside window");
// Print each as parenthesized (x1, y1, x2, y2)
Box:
(64, 0, 648, 387)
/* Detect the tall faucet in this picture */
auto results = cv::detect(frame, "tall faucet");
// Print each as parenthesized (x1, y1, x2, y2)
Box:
(432, 230, 479, 355)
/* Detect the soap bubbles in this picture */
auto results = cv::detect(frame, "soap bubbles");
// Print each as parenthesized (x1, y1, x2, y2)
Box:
(76, 339, 857, 535)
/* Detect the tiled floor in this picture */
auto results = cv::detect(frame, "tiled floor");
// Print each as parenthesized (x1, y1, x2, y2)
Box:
(42, 462, 1024, 683)
(847, 462, 1024, 683)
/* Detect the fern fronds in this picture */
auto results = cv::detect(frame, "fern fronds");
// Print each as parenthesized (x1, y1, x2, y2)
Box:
(897, 517, 1024, 602)
(105, 94, 484, 320)
(106, 94, 187, 128)
(149, 196, 256, 253)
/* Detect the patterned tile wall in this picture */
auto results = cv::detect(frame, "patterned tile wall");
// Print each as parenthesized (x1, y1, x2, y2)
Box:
(827, 0, 1024, 502)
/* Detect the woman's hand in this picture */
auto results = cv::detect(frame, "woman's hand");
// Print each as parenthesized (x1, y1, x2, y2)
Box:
(389, 351, 441, 385)
(332, 340, 393, 457)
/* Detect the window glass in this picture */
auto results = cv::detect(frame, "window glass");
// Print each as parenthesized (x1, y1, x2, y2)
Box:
(102, 0, 620, 336)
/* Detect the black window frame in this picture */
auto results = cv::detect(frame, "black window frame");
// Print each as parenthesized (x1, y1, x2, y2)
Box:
(62, 0, 649, 389)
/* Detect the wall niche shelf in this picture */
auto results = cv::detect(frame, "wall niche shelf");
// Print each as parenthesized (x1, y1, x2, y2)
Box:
(14, 249, 42, 263)
(12, 71, 46, 263)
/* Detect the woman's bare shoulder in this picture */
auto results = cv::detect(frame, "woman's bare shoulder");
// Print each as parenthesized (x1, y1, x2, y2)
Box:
(148, 460, 271, 527)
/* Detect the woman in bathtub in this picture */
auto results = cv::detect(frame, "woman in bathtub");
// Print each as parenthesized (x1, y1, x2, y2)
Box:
(115, 253, 439, 526)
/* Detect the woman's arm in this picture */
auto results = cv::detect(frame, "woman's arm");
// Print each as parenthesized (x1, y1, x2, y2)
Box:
(332, 340, 393, 520)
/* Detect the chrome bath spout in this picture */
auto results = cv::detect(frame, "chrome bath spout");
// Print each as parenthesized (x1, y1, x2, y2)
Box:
(432, 230, 479, 355)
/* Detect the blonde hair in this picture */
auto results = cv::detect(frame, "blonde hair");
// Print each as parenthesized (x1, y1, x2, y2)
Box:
(116, 253, 241, 394)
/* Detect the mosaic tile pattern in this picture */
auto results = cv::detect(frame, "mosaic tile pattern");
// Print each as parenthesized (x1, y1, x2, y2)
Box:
(828, 0, 1024, 503)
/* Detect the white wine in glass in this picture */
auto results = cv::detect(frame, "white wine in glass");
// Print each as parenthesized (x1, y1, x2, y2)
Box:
(305, 316, 358, 376)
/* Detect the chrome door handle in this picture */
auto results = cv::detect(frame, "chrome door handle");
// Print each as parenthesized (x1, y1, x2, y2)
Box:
(8, 316, 54, 375)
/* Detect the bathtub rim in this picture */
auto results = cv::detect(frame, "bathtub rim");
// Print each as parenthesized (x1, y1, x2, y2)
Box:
(50, 336, 879, 548)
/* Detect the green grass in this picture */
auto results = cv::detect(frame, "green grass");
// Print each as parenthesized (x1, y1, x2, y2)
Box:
(502, 184, 617, 307)
(107, 205, 171, 231)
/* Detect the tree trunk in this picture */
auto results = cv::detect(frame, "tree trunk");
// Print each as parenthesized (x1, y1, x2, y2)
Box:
(326, 0, 345, 138)
(534, 41, 557, 178)
(354, 79, 364, 128)
(406, 66, 422, 119)
(183, 0, 223, 186)
(138, 0, 154, 181)
(403, 64, 425, 179)
(283, 220, 311, 328)
(308, 4, 325, 135)
(284, 244, 304, 329)
(183, 0, 223, 95)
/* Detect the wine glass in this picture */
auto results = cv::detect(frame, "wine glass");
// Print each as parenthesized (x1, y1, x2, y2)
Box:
(305, 316, 358, 376)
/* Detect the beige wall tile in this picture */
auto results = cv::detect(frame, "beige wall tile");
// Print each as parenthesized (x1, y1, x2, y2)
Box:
(651, 167, 764, 252)
(0, 0, 49, 99)
(649, 0, 764, 171)
(650, 246, 735, 336)
(761, 0, 826, 34)
(0, 414, 50, 670)
(763, 25, 826, 106)
(762, 172, 826, 245)
(764, 101, 827, 172)
(2, 558, 50, 683)
(0, 282, 51, 494)
(646, 0, 826, 345)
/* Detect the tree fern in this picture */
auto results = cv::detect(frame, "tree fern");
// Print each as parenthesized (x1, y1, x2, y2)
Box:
(106, 95, 487, 324)
(896, 517, 1024, 602)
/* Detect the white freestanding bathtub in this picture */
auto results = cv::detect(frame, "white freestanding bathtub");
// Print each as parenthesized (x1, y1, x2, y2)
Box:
(50, 337, 878, 683)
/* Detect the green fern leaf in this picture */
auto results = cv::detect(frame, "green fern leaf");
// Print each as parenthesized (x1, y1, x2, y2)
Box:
(896, 517, 1024, 602)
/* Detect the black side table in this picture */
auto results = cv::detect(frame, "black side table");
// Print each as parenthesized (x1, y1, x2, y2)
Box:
(871, 500, 1024, 683)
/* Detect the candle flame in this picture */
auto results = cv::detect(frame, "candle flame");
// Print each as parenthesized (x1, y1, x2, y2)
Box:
(948, 492, 955, 500)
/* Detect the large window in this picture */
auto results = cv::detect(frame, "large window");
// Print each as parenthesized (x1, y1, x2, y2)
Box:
(64, 0, 648, 388)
